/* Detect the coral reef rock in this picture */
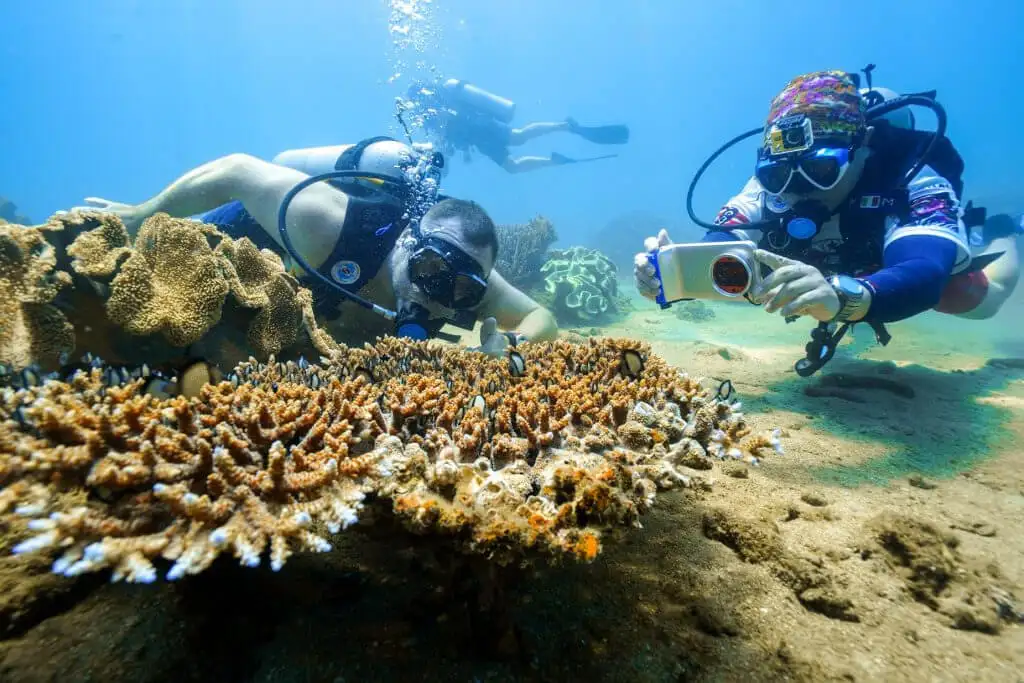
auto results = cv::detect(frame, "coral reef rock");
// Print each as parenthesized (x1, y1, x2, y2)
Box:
(494, 215, 558, 290)
(0, 336, 782, 582)
(0, 196, 33, 227)
(673, 300, 716, 323)
(0, 211, 334, 373)
(539, 246, 623, 324)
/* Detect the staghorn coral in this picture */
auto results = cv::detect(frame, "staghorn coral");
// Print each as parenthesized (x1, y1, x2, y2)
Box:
(0, 337, 784, 580)
(0, 222, 75, 370)
(0, 369, 377, 582)
(494, 215, 558, 290)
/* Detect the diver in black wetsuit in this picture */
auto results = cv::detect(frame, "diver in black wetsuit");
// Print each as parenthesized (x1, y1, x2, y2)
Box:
(63, 138, 558, 351)
(404, 79, 629, 174)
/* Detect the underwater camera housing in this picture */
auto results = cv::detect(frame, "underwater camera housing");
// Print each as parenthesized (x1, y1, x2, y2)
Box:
(649, 240, 760, 307)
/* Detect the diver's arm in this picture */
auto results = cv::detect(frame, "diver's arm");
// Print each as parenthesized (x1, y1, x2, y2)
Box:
(703, 176, 767, 242)
(477, 270, 558, 342)
(857, 169, 969, 323)
(857, 235, 957, 323)
(134, 154, 348, 265)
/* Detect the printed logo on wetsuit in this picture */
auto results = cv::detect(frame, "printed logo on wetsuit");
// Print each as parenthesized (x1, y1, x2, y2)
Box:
(330, 260, 361, 285)
(714, 206, 749, 226)
(765, 194, 790, 214)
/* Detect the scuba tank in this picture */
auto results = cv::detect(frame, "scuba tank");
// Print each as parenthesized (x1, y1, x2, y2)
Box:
(859, 86, 916, 130)
(442, 79, 516, 123)
(272, 145, 350, 176)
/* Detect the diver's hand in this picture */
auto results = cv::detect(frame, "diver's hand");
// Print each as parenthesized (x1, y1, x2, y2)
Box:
(57, 197, 145, 234)
(473, 317, 525, 358)
(634, 229, 673, 300)
(752, 250, 840, 321)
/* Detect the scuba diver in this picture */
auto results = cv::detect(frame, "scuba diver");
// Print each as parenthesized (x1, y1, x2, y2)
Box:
(634, 68, 1021, 372)
(65, 138, 558, 352)
(403, 78, 630, 174)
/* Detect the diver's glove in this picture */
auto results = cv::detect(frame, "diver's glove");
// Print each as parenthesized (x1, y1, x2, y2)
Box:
(472, 317, 526, 358)
(633, 229, 673, 300)
(751, 250, 840, 321)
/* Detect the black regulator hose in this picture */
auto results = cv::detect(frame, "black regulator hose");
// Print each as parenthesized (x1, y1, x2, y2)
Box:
(277, 170, 412, 321)
(685, 126, 763, 231)
(684, 94, 948, 231)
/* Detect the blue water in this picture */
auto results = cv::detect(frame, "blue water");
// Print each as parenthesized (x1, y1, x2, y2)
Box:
(2, 0, 1021, 246)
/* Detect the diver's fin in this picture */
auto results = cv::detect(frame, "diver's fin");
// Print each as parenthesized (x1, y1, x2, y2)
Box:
(552, 152, 619, 166)
(964, 251, 1005, 273)
(566, 118, 630, 145)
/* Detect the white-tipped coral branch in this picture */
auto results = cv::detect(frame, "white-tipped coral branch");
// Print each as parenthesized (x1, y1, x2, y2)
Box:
(1, 338, 784, 579)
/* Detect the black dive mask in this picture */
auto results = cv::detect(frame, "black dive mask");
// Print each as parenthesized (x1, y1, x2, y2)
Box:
(408, 235, 489, 309)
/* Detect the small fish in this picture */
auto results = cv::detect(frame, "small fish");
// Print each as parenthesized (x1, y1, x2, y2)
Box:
(620, 349, 645, 379)
(470, 394, 487, 417)
(508, 350, 526, 378)
(102, 366, 120, 387)
(298, 356, 309, 370)
(143, 357, 222, 400)
(310, 373, 321, 389)
(142, 377, 175, 400)
(179, 359, 223, 398)
(18, 366, 43, 388)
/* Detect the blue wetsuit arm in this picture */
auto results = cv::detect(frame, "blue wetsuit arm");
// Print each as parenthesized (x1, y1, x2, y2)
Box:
(701, 230, 743, 243)
(860, 234, 957, 323)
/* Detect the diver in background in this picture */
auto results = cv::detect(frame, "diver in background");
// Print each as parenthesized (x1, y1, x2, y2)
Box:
(635, 70, 1020, 327)
(404, 79, 629, 174)
(65, 138, 558, 352)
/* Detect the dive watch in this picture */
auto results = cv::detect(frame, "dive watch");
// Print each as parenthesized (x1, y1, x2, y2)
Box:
(828, 275, 870, 322)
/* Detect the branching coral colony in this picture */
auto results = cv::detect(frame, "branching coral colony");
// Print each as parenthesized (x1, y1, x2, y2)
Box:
(0, 337, 783, 583)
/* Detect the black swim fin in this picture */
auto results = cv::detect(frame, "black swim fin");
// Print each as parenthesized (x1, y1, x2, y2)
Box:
(551, 152, 619, 166)
(566, 118, 630, 145)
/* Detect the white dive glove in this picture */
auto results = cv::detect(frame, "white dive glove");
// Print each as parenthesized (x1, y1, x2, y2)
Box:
(633, 229, 673, 300)
(751, 250, 840, 321)
(472, 317, 527, 357)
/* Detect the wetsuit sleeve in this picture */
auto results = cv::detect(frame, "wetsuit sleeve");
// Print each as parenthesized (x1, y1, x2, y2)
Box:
(703, 177, 766, 243)
(882, 165, 971, 272)
(859, 234, 958, 323)
(856, 165, 971, 323)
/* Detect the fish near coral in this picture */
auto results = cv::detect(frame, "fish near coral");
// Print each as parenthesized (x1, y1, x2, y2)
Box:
(620, 349, 645, 379)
